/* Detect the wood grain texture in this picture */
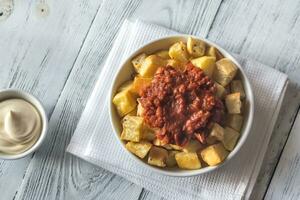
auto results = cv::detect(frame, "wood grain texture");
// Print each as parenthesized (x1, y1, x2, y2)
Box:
(0, 0, 103, 199)
(14, 0, 145, 199)
(1, 0, 300, 199)
(11, 0, 224, 199)
(207, 0, 300, 198)
(265, 109, 300, 200)
(131, 0, 222, 36)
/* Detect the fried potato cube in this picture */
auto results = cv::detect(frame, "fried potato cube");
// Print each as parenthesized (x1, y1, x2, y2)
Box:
(120, 115, 143, 142)
(209, 123, 225, 141)
(191, 56, 216, 77)
(169, 42, 189, 63)
(153, 138, 162, 146)
(131, 76, 152, 95)
(206, 46, 217, 57)
(200, 143, 229, 166)
(117, 80, 133, 92)
(175, 152, 201, 169)
(206, 135, 217, 145)
(126, 141, 152, 158)
(132, 53, 147, 73)
(127, 107, 137, 116)
(156, 50, 170, 59)
(230, 80, 245, 99)
(166, 150, 179, 167)
(225, 93, 242, 114)
(223, 127, 240, 151)
(113, 90, 137, 117)
(166, 59, 185, 71)
(142, 125, 156, 141)
(136, 100, 144, 116)
(213, 58, 238, 86)
(139, 55, 166, 77)
(226, 114, 243, 131)
(206, 46, 224, 60)
(183, 140, 203, 153)
(187, 37, 206, 57)
(169, 144, 184, 151)
(152, 138, 173, 150)
(148, 146, 168, 167)
(215, 82, 226, 99)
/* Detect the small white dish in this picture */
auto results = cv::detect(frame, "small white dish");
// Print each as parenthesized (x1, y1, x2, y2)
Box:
(109, 35, 254, 176)
(0, 89, 48, 160)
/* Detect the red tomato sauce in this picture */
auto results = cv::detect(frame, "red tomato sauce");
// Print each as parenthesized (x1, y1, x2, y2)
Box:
(140, 63, 225, 146)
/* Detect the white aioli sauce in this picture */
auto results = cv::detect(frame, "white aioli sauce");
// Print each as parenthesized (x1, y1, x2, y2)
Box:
(0, 99, 42, 154)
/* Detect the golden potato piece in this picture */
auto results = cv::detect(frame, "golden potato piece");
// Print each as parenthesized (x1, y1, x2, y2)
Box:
(139, 55, 166, 77)
(148, 146, 168, 167)
(175, 152, 201, 169)
(206, 135, 217, 145)
(201, 143, 229, 166)
(153, 138, 162, 146)
(131, 76, 152, 95)
(127, 107, 137, 116)
(187, 37, 206, 57)
(206, 46, 224, 60)
(169, 144, 184, 151)
(142, 125, 156, 141)
(113, 89, 137, 117)
(225, 93, 242, 114)
(169, 42, 189, 63)
(126, 141, 152, 159)
(117, 80, 133, 92)
(136, 100, 144, 116)
(206, 46, 217, 57)
(210, 123, 225, 141)
(226, 114, 243, 131)
(230, 80, 245, 99)
(120, 115, 143, 142)
(223, 127, 240, 151)
(191, 56, 216, 77)
(183, 140, 203, 153)
(156, 50, 170, 59)
(215, 82, 226, 99)
(166, 150, 179, 167)
(152, 138, 173, 150)
(166, 59, 185, 71)
(132, 53, 147, 73)
(213, 58, 238, 86)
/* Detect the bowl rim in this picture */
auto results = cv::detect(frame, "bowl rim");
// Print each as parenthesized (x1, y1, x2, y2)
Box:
(109, 34, 254, 177)
(0, 89, 48, 160)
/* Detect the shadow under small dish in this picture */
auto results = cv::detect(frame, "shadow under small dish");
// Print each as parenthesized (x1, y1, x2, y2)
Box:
(109, 35, 254, 176)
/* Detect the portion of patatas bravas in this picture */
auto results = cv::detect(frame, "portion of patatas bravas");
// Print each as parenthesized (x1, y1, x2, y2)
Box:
(113, 37, 245, 170)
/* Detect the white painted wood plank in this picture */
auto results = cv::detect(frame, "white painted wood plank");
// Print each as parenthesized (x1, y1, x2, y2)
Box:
(265, 109, 300, 200)
(12, 0, 223, 199)
(138, 189, 165, 200)
(131, 0, 222, 36)
(207, 0, 300, 198)
(14, 0, 145, 199)
(3, 0, 299, 199)
(0, 0, 103, 199)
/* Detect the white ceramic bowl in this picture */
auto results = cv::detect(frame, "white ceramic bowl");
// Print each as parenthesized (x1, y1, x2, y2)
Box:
(0, 89, 48, 159)
(109, 35, 254, 176)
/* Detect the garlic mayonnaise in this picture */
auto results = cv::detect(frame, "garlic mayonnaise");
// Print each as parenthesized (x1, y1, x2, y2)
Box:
(0, 99, 42, 154)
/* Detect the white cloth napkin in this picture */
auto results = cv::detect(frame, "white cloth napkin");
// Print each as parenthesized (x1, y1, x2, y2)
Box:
(67, 20, 288, 200)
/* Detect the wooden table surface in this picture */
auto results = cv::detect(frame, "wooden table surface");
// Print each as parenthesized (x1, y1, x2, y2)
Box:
(1, 0, 300, 199)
